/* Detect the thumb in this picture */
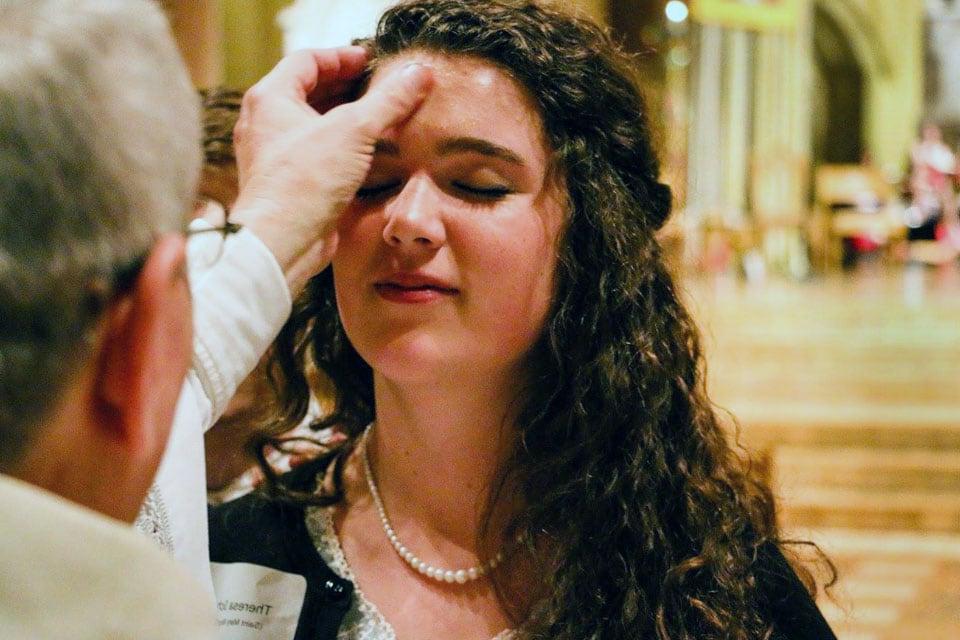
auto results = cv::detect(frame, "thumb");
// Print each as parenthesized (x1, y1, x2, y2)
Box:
(348, 63, 434, 137)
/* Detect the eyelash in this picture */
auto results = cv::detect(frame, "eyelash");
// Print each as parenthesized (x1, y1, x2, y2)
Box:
(355, 183, 399, 200)
(453, 181, 511, 201)
(354, 181, 512, 202)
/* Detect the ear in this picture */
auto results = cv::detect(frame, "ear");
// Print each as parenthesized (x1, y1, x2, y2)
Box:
(97, 233, 192, 463)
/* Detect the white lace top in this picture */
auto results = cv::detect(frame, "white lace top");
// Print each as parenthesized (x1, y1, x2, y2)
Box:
(305, 506, 516, 640)
(134, 485, 173, 551)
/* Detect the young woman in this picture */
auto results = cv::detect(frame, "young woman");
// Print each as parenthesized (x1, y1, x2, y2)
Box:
(210, 2, 835, 639)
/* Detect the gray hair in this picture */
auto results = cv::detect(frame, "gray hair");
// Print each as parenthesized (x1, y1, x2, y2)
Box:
(0, 0, 201, 467)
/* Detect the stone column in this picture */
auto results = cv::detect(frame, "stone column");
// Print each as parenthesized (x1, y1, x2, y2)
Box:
(721, 29, 752, 228)
(221, 0, 287, 89)
(161, 0, 223, 88)
(750, 0, 813, 277)
(683, 24, 724, 263)
(926, 0, 960, 126)
(686, 25, 725, 229)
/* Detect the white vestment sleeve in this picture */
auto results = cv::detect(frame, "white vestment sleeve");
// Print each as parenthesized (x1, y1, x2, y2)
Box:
(136, 223, 292, 601)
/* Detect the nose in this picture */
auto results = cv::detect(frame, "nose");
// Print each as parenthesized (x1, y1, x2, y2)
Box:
(382, 175, 446, 250)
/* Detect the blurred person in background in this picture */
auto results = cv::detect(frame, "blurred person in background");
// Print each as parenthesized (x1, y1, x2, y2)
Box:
(907, 122, 959, 251)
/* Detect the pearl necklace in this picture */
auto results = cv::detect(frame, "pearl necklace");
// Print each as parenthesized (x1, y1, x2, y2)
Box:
(360, 425, 506, 584)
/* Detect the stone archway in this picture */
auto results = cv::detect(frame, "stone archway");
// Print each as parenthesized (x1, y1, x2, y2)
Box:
(812, 0, 920, 178)
(812, 5, 866, 164)
(814, 0, 892, 81)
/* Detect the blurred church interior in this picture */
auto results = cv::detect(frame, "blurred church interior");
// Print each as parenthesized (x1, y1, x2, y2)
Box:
(161, 2, 960, 637)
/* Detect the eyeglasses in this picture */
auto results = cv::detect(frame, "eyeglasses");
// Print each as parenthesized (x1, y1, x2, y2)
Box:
(80, 203, 241, 334)
(187, 200, 243, 272)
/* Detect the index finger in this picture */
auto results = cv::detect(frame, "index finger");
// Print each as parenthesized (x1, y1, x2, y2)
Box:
(251, 46, 369, 104)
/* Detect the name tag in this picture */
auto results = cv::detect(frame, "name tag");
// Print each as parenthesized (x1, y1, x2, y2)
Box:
(211, 562, 307, 639)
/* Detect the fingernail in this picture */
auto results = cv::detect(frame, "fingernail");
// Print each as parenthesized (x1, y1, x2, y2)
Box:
(401, 62, 424, 78)
(401, 63, 432, 92)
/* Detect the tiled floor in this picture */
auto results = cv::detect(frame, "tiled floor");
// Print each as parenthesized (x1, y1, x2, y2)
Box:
(806, 528, 960, 639)
(683, 262, 960, 640)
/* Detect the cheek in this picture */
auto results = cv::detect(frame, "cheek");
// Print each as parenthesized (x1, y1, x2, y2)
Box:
(335, 205, 374, 252)
(333, 207, 381, 282)
(332, 213, 372, 328)
(466, 219, 559, 344)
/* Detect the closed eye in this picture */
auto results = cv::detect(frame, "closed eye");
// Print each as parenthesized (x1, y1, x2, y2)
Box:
(355, 182, 402, 201)
(452, 181, 511, 201)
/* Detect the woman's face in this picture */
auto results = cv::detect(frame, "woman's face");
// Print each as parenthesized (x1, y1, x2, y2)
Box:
(333, 53, 564, 384)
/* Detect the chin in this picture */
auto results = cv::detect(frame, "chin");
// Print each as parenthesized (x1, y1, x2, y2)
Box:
(354, 329, 456, 384)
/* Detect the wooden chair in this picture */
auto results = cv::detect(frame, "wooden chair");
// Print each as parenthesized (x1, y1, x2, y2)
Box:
(810, 164, 905, 271)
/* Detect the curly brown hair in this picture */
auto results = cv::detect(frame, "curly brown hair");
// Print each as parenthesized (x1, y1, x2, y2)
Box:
(198, 87, 242, 166)
(255, 2, 829, 638)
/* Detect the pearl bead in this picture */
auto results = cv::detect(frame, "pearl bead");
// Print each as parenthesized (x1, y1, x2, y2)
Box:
(360, 423, 510, 587)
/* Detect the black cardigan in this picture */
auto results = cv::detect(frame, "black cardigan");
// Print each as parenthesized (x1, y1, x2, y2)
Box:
(209, 465, 836, 640)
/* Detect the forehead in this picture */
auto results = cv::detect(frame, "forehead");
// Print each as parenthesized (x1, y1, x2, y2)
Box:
(369, 52, 549, 163)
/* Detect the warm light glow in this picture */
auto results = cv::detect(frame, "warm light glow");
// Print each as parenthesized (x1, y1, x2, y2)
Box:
(279, 0, 395, 52)
(665, 0, 689, 23)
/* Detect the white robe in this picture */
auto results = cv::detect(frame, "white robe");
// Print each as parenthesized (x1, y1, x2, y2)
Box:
(136, 220, 292, 603)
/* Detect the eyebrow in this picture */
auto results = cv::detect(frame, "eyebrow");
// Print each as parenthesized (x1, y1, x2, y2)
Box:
(437, 137, 525, 166)
(373, 136, 526, 167)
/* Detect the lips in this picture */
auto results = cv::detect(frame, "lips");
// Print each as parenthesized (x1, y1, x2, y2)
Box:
(374, 273, 459, 303)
